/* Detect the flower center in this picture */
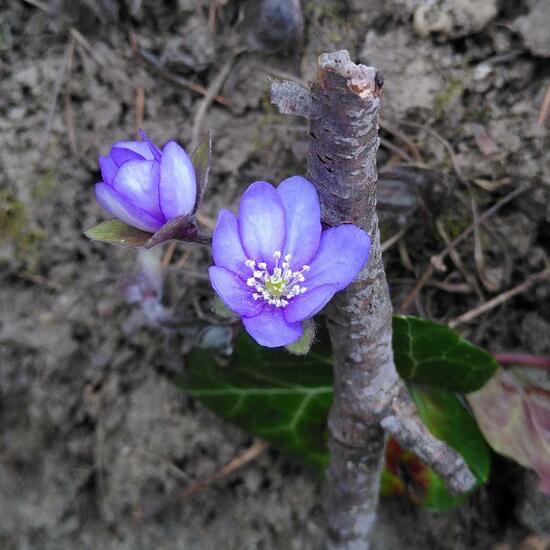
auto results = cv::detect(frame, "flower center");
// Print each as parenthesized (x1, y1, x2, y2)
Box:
(245, 251, 309, 308)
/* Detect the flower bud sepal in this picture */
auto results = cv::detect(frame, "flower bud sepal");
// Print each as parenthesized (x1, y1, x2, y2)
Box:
(84, 214, 211, 248)
(211, 295, 238, 319)
(285, 319, 315, 356)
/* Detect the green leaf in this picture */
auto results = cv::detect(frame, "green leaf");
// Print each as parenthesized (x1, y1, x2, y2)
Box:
(393, 315, 498, 392)
(84, 219, 152, 247)
(177, 330, 333, 471)
(409, 384, 491, 486)
(178, 319, 494, 508)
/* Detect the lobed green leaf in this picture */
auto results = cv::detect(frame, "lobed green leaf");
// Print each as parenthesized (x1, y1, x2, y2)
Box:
(179, 316, 496, 508)
(393, 315, 498, 392)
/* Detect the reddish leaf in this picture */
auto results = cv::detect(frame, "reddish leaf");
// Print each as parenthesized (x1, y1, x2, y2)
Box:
(467, 368, 550, 495)
(381, 437, 469, 510)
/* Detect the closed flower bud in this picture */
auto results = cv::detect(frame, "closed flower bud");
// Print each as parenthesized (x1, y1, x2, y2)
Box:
(95, 130, 197, 233)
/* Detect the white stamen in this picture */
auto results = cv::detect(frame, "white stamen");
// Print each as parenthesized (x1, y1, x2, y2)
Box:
(244, 251, 309, 308)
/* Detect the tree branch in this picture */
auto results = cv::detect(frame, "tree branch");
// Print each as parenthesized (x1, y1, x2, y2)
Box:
(271, 50, 475, 549)
(380, 382, 475, 494)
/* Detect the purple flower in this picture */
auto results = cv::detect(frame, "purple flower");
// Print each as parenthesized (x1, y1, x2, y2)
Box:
(95, 131, 196, 233)
(209, 176, 371, 348)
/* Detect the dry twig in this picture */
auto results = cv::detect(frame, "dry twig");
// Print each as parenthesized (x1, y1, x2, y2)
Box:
(493, 353, 550, 370)
(63, 48, 79, 157)
(133, 43, 231, 108)
(191, 53, 239, 149)
(134, 86, 145, 137)
(448, 266, 550, 328)
(379, 121, 423, 164)
(380, 226, 408, 253)
(395, 120, 465, 183)
(538, 84, 550, 125)
(135, 440, 268, 522)
(70, 27, 106, 67)
(161, 241, 178, 269)
(41, 37, 75, 151)
(397, 183, 530, 314)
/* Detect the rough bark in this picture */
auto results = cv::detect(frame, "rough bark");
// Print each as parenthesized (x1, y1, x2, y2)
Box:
(271, 50, 475, 549)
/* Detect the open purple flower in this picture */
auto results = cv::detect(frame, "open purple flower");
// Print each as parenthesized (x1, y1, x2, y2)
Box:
(95, 131, 196, 233)
(209, 176, 371, 347)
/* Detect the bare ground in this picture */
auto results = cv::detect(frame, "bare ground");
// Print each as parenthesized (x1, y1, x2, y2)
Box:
(1, 1, 549, 548)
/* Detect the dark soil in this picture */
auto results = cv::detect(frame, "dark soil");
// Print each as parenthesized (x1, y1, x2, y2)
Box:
(1, 1, 549, 549)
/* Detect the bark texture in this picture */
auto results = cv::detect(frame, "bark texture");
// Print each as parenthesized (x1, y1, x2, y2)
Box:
(271, 51, 475, 549)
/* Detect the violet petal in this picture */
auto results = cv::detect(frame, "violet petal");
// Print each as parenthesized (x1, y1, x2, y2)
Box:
(305, 225, 371, 291)
(112, 140, 154, 161)
(238, 181, 286, 269)
(212, 209, 250, 279)
(95, 182, 163, 233)
(138, 129, 162, 161)
(110, 147, 148, 167)
(159, 141, 197, 219)
(209, 266, 264, 317)
(99, 155, 118, 185)
(242, 307, 302, 347)
(112, 159, 163, 219)
(277, 176, 321, 269)
(284, 283, 338, 323)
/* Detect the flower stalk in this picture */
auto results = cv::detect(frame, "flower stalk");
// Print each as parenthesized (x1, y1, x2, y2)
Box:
(271, 50, 475, 549)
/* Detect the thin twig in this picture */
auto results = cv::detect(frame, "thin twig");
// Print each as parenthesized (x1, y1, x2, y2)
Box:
(493, 353, 550, 370)
(381, 226, 408, 253)
(398, 239, 414, 272)
(379, 121, 423, 164)
(257, 64, 307, 86)
(161, 241, 178, 268)
(134, 86, 145, 138)
(436, 218, 483, 299)
(395, 120, 465, 183)
(397, 183, 530, 314)
(63, 40, 78, 156)
(136, 440, 268, 522)
(537, 84, 550, 125)
(70, 27, 106, 67)
(448, 267, 550, 328)
(191, 54, 238, 150)
(379, 138, 415, 163)
(174, 248, 192, 269)
(389, 277, 473, 294)
(134, 44, 231, 107)
(196, 212, 216, 231)
(41, 36, 75, 150)
(16, 270, 64, 291)
(21, 0, 50, 12)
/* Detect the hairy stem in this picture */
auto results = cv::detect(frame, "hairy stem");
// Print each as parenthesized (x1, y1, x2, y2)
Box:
(271, 50, 475, 549)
